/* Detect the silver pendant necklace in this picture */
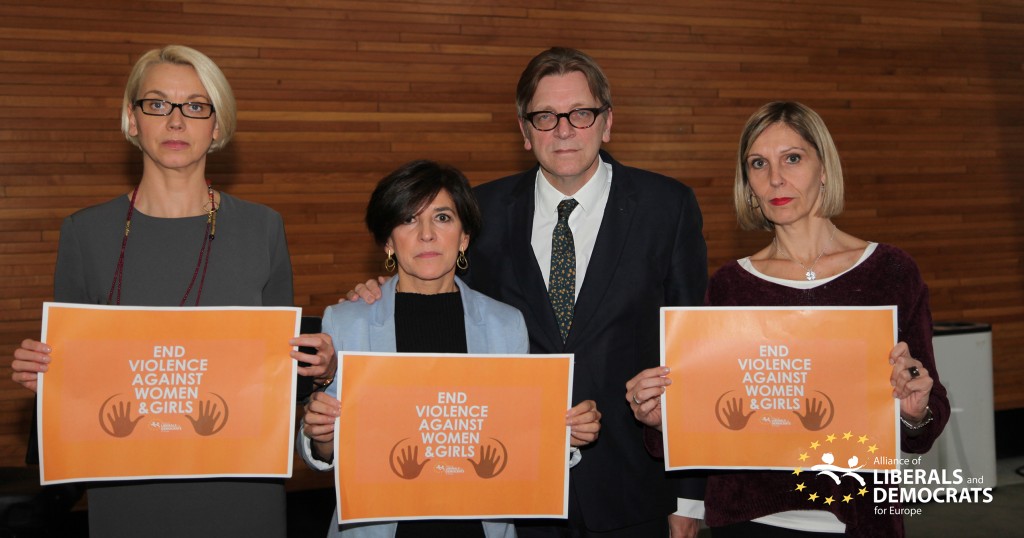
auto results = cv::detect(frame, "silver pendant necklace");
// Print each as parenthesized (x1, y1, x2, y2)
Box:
(775, 224, 837, 281)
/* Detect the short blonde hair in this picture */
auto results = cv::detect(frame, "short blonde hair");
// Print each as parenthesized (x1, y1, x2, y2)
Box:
(734, 101, 844, 231)
(121, 45, 236, 153)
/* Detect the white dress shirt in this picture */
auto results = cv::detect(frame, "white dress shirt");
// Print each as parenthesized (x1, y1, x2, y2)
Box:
(531, 158, 612, 299)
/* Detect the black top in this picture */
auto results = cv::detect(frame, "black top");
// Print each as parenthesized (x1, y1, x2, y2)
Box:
(393, 290, 482, 538)
(394, 291, 468, 354)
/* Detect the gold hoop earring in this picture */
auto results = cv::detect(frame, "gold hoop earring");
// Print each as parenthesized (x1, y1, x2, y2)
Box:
(456, 249, 469, 270)
(747, 192, 761, 210)
(384, 250, 396, 272)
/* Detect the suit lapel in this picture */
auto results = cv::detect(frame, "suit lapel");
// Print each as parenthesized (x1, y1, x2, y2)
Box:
(504, 172, 564, 350)
(369, 278, 398, 352)
(458, 279, 489, 354)
(567, 154, 637, 347)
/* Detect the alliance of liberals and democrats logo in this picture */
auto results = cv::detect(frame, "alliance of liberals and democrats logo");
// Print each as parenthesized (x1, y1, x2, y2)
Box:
(789, 432, 994, 516)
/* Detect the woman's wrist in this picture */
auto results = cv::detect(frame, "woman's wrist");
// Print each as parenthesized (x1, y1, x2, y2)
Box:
(900, 405, 933, 430)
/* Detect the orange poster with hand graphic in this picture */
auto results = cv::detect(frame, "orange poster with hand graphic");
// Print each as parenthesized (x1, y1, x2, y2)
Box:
(661, 307, 899, 472)
(38, 302, 301, 484)
(333, 352, 572, 523)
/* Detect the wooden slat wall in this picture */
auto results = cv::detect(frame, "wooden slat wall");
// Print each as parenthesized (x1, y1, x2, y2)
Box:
(1, 0, 1022, 471)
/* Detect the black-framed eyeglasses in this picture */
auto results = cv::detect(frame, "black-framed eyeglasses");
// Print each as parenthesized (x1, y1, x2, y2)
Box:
(134, 99, 216, 119)
(523, 104, 610, 131)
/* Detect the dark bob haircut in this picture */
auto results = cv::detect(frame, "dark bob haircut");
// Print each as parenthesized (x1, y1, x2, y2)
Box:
(365, 159, 483, 247)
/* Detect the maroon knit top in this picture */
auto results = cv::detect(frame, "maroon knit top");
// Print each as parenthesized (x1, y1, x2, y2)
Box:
(651, 244, 950, 537)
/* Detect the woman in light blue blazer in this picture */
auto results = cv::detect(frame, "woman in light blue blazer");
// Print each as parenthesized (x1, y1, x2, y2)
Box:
(300, 160, 601, 538)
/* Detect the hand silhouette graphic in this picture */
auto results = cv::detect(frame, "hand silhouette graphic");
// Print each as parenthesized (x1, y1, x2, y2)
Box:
(468, 443, 507, 478)
(393, 444, 430, 479)
(721, 397, 755, 430)
(99, 397, 142, 437)
(187, 398, 224, 436)
(794, 395, 834, 431)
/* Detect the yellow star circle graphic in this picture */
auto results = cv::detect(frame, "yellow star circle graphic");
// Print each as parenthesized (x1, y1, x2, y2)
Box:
(792, 431, 875, 506)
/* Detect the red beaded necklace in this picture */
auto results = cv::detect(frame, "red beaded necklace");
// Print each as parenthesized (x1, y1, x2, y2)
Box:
(106, 184, 218, 306)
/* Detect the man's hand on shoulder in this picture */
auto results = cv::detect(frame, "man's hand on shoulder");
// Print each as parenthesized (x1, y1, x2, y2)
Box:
(341, 276, 388, 304)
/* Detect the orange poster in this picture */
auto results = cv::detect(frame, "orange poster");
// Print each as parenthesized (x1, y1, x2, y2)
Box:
(38, 302, 301, 484)
(661, 307, 899, 472)
(334, 352, 573, 523)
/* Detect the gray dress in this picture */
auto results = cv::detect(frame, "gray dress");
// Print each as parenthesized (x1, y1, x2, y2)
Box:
(53, 192, 293, 537)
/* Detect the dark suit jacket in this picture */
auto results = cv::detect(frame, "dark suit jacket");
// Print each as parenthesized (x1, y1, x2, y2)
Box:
(467, 151, 708, 531)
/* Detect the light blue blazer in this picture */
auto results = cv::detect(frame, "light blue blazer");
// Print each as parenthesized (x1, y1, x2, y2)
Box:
(300, 276, 527, 538)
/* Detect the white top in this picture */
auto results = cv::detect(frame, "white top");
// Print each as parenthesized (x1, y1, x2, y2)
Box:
(737, 242, 878, 289)
(531, 157, 612, 300)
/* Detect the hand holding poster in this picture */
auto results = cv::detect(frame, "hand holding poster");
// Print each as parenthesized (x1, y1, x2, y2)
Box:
(660, 307, 899, 472)
(38, 303, 301, 484)
(333, 352, 572, 523)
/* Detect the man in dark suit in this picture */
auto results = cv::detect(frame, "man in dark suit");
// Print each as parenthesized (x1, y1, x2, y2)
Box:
(348, 47, 706, 536)
(467, 47, 707, 537)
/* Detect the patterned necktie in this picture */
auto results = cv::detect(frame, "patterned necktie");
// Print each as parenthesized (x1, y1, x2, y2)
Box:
(548, 198, 579, 342)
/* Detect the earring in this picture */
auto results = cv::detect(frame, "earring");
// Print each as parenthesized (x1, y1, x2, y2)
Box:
(384, 250, 396, 272)
(747, 192, 760, 210)
(456, 249, 469, 270)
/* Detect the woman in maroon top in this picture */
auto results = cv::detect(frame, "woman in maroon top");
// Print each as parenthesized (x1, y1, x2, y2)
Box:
(626, 102, 949, 537)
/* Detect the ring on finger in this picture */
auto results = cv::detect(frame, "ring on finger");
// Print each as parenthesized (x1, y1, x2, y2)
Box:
(908, 366, 920, 379)
(632, 393, 642, 405)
